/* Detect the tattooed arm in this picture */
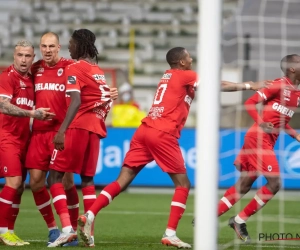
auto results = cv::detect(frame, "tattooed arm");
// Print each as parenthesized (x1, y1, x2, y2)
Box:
(0, 96, 55, 120)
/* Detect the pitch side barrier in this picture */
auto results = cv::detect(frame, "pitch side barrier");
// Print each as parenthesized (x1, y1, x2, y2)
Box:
(1, 128, 300, 189)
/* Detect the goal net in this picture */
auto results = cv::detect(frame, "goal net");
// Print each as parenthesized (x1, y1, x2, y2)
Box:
(216, 0, 300, 249)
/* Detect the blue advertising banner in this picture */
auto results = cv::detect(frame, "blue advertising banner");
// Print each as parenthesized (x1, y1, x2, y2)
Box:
(2, 128, 300, 189)
(72, 128, 300, 189)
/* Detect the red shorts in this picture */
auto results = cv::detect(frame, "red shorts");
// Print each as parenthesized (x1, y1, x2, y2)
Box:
(234, 136, 279, 176)
(26, 131, 71, 171)
(0, 141, 27, 179)
(50, 129, 100, 176)
(123, 124, 186, 174)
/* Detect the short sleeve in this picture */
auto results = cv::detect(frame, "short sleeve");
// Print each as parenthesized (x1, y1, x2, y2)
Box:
(182, 70, 198, 88)
(65, 65, 81, 93)
(0, 72, 14, 99)
(256, 81, 281, 102)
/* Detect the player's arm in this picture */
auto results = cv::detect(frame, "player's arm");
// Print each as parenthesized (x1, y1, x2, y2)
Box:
(285, 124, 300, 141)
(54, 91, 81, 151)
(221, 80, 272, 92)
(244, 89, 276, 133)
(0, 96, 54, 120)
(110, 87, 118, 100)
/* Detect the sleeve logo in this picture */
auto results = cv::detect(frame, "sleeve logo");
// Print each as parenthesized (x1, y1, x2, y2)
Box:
(67, 76, 76, 84)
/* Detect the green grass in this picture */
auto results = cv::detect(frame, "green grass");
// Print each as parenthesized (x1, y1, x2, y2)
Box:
(2, 190, 300, 249)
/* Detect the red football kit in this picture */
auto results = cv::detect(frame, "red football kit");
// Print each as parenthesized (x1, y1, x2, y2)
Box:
(235, 77, 300, 175)
(26, 58, 74, 171)
(123, 69, 198, 173)
(0, 65, 34, 178)
(50, 60, 111, 175)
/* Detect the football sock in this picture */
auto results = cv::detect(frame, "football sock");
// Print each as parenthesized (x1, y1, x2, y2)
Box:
(50, 183, 72, 230)
(166, 187, 189, 233)
(0, 186, 17, 234)
(87, 181, 121, 217)
(218, 186, 240, 216)
(82, 185, 96, 236)
(7, 192, 21, 231)
(65, 185, 79, 231)
(236, 185, 273, 223)
(32, 186, 57, 229)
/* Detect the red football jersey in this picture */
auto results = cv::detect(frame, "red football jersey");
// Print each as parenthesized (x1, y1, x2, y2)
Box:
(245, 77, 300, 145)
(142, 69, 198, 138)
(31, 58, 74, 131)
(65, 60, 111, 137)
(0, 65, 34, 144)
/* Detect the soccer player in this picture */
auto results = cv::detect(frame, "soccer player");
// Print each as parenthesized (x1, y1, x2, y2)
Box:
(0, 40, 55, 246)
(218, 54, 300, 243)
(25, 32, 81, 246)
(48, 29, 116, 247)
(77, 47, 197, 249)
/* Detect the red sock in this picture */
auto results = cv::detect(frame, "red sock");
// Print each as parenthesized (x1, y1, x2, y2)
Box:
(65, 185, 79, 231)
(0, 186, 17, 228)
(50, 183, 71, 229)
(218, 186, 241, 216)
(89, 181, 121, 216)
(238, 186, 273, 221)
(32, 186, 57, 229)
(7, 192, 22, 231)
(82, 185, 96, 236)
(166, 187, 189, 231)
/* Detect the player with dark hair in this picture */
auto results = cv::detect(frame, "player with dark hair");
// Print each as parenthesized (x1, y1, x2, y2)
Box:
(77, 46, 196, 249)
(47, 29, 117, 247)
(25, 32, 80, 246)
(0, 40, 54, 246)
(218, 54, 300, 243)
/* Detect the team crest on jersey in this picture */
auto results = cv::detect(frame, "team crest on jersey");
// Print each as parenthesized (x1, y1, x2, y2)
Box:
(283, 89, 291, 98)
(4, 166, 7, 173)
(20, 80, 26, 89)
(67, 76, 76, 84)
(57, 68, 63, 76)
(267, 165, 272, 172)
(38, 67, 44, 73)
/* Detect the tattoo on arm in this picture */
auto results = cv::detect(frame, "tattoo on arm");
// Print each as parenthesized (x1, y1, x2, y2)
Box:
(0, 96, 31, 117)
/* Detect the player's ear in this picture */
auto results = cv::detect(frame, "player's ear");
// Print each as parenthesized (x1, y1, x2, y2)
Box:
(290, 67, 295, 73)
(57, 44, 61, 52)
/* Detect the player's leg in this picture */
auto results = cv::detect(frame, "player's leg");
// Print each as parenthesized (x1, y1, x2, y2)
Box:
(61, 172, 79, 247)
(76, 132, 100, 247)
(146, 126, 191, 249)
(78, 125, 151, 245)
(26, 132, 60, 245)
(48, 129, 90, 247)
(47, 169, 77, 247)
(7, 181, 30, 245)
(78, 166, 141, 245)
(63, 173, 79, 232)
(229, 147, 279, 244)
(0, 146, 26, 246)
(0, 176, 24, 246)
(218, 171, 257, 216)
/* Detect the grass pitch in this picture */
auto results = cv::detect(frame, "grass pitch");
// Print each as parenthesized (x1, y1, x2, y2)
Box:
(2, 189, 300, 249)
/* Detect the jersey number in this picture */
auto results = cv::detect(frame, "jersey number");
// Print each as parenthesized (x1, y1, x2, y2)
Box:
(153, 84, 167, 104)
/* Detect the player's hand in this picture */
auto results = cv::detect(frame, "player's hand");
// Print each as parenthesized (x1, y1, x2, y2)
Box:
(110, 87, 118, 100)
(295, 134, 300, 142)
(250, 80, 273, 91)
(259, 122, 274, 133)
(30, 108, 56, 120)
(53, 131, 65, 151)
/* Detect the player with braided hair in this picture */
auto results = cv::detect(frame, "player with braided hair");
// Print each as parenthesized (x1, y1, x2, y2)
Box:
(47, 29, 117, 247)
